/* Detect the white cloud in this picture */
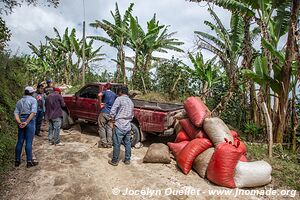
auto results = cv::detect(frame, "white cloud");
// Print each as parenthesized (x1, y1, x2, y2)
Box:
(3, 0, 231, 69)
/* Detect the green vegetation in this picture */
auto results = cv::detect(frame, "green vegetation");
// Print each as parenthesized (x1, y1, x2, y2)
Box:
(0, 0, 299, 191)
(0, 53, 27, 172)
(246, 143, 300, 191)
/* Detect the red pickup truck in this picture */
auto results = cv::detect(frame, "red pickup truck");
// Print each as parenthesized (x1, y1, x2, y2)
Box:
(62, 83, 184, 145)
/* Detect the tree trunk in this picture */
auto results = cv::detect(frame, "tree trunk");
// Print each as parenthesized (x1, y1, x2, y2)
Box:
(258, 18, 273, 115)
(275, 0, 299, 144)
(250, 83, 259, 125)
(201, 81, 208, 104)
(121, 47, 126, 85)
(212, 75, 237, 117)
(241, 16, 256, 124)
(261, 101, 273, 158)
(115, 48, 121, 82)
(291, 83, 298, 152)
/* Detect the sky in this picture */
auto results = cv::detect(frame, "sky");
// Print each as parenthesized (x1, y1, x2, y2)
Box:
(3, 0, 231, 73)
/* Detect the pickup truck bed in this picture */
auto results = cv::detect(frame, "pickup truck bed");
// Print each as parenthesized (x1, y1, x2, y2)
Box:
(133, 99, 183, 112)
(62, 83, 184, 145)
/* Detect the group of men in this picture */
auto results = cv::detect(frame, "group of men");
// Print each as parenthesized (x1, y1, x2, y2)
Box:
(14, 79, 66, 168)
(14, 80, 134, 168)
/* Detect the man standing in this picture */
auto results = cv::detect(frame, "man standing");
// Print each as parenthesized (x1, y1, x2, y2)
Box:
(108, 85, 134, 166)
(45, 87, 65, 146)
(44, 79, 54, 96)
(97, 83, 117, 148)
(14, 86, 38, 168)
(33, 83, 46, 137)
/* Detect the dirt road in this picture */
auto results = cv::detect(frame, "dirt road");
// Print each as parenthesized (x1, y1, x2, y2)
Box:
(0, 123, 291, 200)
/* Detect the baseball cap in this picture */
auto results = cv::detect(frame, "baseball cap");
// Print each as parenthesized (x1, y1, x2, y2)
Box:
(25, 86, 35, 93)
(46, 79, 53, 84)
(54, 87, 62, 93)
(105, 82, 112, 89)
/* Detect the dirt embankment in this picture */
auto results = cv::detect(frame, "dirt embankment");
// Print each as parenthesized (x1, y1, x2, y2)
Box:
(0, 123, 296, 200)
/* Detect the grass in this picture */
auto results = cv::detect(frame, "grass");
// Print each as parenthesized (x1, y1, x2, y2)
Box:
(246, 143, 300, 191)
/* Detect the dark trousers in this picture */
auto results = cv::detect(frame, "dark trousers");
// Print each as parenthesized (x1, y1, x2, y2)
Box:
(15, 115, 36, 162)
(35, 110, 44, 135)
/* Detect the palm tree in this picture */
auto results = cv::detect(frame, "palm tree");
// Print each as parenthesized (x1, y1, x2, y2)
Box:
(127, 14, 184, 93)
(46, 27, 77, 84)
(194, 8, 244, 116)
(90, 3, 134, 84)
(184, 52, 221, 103)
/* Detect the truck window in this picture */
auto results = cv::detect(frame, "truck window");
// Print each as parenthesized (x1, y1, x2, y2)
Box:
(79, 86, 99, 99)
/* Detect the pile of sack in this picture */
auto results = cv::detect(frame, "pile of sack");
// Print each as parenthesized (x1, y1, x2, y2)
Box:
(168, 97, 272, 188)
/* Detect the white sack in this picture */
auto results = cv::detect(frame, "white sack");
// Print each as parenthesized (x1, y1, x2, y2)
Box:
(234, 160, 272, 188)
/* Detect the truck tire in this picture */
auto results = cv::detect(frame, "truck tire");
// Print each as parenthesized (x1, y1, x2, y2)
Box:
(62, 110, 71, 130)
(130, 123, 140, 147)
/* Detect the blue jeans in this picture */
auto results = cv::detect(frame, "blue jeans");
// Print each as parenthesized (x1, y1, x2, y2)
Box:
(112, 127, 131, 163)
(48, 118, 62, 144)
(35, 110, 44, 135)
(15, 115, 36, 162)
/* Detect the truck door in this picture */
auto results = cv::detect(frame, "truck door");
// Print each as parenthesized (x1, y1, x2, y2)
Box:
(75, 85, 100, 121)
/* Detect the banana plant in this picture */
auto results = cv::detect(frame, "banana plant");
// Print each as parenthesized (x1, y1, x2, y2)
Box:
(184, 52, 222, 102)
(90, 3, 134, 84)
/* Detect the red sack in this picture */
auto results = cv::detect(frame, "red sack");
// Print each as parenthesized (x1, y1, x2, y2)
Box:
(184, 97, 211, 127)
(207, 142, 243, 188)
(234, 138, 247, 155)
(175, 130, 190, 143)
(195, 129, 208, 139)
(240, 155, 248, 162)
(180, 119, 206, 139)
(230, 130, 238, 138)
(168, 141, 189, 158)
(177, 138, 213, 174)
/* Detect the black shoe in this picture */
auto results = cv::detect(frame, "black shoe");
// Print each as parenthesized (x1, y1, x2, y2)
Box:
(98, 142, 107, 148)
(108, 160, 118, 166)
(27, 161, 39, 168)
(15, 160, 21, 167)
(124, 160, 130, 165)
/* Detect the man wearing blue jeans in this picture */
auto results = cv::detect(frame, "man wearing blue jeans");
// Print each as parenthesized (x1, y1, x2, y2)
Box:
(108, 86, 134, 166)
(45, 87, 65, 146)
(14, 86, 38, 168)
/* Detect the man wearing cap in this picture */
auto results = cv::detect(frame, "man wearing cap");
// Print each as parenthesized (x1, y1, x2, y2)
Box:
(45, 87, 65, 146)
(33, 83, 46, 137)
(44, 79, 55, 96)
(14, 86, 39, 168)
(97, 83, 117, 148)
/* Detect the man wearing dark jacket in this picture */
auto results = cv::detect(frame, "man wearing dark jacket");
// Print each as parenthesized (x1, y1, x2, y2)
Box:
(33, 83, 46, 136)
(45, 87, 65, 146)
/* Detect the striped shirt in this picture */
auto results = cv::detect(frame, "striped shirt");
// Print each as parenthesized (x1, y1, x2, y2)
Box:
(110, 95, 134, 132)
(14, 96, 37, 115)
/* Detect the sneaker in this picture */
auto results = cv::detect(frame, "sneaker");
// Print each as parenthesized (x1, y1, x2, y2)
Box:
(15, 160, 21, 167)
(124, 160, 130, 165)
(27, 161, 39, 168)
(98, 142, 107, 148)
(108, 160, 118, 166)
(55, 142, 65, 146)
(106, 144, 112, 148)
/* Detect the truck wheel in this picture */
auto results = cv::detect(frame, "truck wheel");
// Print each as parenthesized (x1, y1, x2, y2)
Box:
(62, 110, 71, 130)
(130, 123, 140, 147)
